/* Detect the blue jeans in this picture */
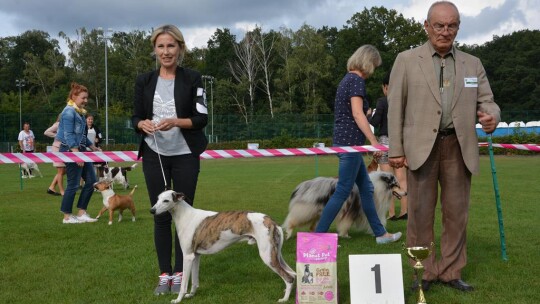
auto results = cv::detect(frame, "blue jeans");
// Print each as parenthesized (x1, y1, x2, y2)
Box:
(60, 161, 97, 214)
(315, 150, 387, 237)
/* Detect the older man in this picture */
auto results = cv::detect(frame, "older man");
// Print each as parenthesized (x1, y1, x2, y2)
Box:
(388, 1, 500, 292)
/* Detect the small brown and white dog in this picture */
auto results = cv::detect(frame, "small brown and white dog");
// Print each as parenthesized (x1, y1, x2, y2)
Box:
(96, 163, 137, 190)
(20, 162, 43, 178)
(150, 190, 296, 303)
(282, 171, 407, 239)
(93, 180, 137, 225)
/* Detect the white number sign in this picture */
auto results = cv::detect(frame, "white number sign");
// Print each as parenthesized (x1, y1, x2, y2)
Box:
(349, 254, 404, 304)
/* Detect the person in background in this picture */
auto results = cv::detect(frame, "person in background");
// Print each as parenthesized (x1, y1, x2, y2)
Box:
(314, 45, 402, 245)
(131, 24, 208, 295)
(84, 114, 105, 179)
(18, 122, 35, 153)
(44, 114, 65, 196)
(56, 82, 101, 224)
(388, 1, 500, 292)
(85, 114, 103, 148)
(18, 122, 36, 177)
(368, 73, 408, 221)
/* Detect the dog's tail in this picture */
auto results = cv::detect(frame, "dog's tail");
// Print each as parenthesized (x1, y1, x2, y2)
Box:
(128, 185, 138, 196)
(123, 163, 138, 171)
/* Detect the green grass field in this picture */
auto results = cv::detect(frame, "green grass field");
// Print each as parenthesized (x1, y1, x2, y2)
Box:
(0, 155, 538, 304)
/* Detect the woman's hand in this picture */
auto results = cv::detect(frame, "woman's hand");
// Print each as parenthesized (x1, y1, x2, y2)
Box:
(138, 119, 157, 134)
(155, 118, 178, 131)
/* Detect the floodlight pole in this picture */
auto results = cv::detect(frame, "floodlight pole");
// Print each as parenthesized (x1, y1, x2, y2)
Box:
(99, 27, 113, 145)
(16, 79, 26, 131)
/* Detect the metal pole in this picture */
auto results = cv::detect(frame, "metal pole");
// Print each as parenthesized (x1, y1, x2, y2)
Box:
(487, 134, 508, 261)
(105, 33, 108, 145)
(15, 79, 26, 191)
(210, 78, 214, 142)
(16, 79, 25, 131)
(104, 29, 111, 146)
(18, 85, 22, 131)
(99, 27, 112, 146)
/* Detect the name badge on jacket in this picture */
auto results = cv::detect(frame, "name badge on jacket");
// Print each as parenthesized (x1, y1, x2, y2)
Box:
(464, 77, 478, 87)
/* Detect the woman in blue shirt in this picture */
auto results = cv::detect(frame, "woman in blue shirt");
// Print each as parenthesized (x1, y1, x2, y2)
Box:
(315, 45, 402, 244)
(56, 82, 100, 224)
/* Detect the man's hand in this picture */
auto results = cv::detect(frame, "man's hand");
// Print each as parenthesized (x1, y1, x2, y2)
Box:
(477, 111, 497, 133)
(389, 156, 408, 169)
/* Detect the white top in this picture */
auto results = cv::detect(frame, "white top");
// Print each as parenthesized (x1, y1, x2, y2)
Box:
(87, 128, 97, 144)
(18, 130, 35, 151)
(144, 77, 191, 156)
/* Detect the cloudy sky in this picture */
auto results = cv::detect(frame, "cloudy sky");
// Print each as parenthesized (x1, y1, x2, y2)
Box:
(0, 0, 538, 50)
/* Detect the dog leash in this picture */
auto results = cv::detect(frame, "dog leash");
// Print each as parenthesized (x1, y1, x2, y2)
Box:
(151, 130, 169, 190)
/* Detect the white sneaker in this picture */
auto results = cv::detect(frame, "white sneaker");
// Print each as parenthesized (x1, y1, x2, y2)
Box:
(77, 213, 98, 223)
(376, 232, 402, 244)
(63, 215, 83, 224)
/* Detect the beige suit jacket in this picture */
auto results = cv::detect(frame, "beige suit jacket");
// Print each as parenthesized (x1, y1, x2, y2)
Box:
(388, 42, 500, 174)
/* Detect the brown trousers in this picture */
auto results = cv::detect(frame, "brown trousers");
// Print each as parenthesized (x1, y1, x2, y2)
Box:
(406, 133, 471, 282)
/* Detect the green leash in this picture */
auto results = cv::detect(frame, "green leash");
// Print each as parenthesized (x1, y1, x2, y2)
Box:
(487, 134, 508, 261)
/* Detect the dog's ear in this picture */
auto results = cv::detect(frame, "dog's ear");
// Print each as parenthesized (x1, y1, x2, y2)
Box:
(171, 191, 185, 202)
(381, 173, 392, 184)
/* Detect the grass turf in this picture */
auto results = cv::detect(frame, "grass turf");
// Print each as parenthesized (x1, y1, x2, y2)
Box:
(0, 155, 538, 303)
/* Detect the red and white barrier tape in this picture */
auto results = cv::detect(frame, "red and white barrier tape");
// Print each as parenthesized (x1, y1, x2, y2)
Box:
(1, 145, 386, 164)
(0, 143, 538, 164)
(478, 143, 540, 151)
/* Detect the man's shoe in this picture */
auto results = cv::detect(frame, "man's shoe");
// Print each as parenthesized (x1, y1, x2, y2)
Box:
(411, 279, 435, 292)
(443, 279, 474, 292)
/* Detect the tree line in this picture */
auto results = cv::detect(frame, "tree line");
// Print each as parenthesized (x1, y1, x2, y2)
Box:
(0, 6, 538, 127)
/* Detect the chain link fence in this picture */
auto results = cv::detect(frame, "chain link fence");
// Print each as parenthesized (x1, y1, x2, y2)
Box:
(1, 112, 539, 152)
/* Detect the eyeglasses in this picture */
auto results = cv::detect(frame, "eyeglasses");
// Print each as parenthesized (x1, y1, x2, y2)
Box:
(429, 22, 459, 33)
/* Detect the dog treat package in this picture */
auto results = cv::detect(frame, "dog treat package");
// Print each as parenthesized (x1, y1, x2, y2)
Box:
(296, 232, 338, 304)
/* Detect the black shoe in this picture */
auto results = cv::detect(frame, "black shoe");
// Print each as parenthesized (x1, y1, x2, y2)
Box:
(397, 213, 408, 220)
(443, 279, 474, 292)
(387, 215, 397, 221)
(47, 189, 61, 196)
(411, 279, 435, 292)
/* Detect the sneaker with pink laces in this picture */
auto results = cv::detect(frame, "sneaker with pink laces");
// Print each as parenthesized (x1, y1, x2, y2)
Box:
(154, 273, 171, 295)
(170, 272, 183, 294)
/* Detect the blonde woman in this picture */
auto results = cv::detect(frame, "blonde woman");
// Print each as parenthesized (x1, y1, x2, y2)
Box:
(315, 45, 402, 244)
(132, 24, 208, 295)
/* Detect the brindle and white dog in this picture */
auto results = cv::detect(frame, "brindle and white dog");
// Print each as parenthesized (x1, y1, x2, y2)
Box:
(282, 171, 407, 239)
(150, 190, 296, 304)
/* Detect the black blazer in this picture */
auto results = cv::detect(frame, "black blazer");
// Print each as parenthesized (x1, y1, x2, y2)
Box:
(132, 66, 208, 158)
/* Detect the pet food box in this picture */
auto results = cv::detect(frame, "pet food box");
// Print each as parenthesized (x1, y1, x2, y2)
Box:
(296, 232, 338, 304)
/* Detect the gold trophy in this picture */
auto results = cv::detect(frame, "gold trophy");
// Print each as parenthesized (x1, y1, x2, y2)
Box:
(403, 242, 434, 304)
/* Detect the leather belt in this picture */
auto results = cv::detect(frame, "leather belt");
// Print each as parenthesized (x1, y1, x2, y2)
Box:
(438, 128, 456, 136)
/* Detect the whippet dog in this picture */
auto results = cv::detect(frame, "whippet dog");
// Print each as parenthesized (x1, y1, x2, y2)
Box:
(150, 190, 296, 303)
